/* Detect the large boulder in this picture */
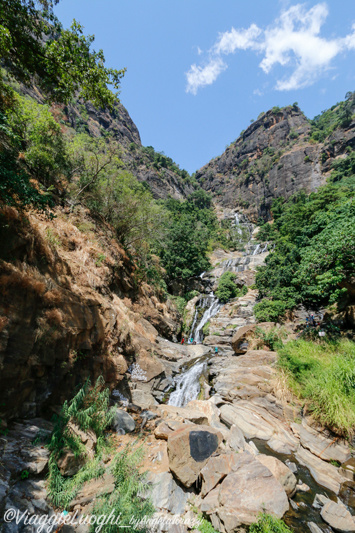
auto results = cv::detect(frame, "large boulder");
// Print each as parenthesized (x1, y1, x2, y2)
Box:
(219, 401, 298, 455)
(256, 454, 297, 497)
(320, 500, 355, 532)
(231, 325, 255, 354)
(167, 425, 223, 487)
(291, 421, 351, 464)
(112, 408, 136, 434)
(157, 405, 208, 425)
(200, 453, 239, 497)
(296, 446, 347, 494)
(201, 452, 289, 532)
(149, 471, 189, 515)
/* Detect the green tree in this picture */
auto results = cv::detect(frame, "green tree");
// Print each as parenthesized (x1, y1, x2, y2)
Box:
(0, 1, 125, 108)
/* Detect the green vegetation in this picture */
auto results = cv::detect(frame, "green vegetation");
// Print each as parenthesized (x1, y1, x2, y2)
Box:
(255, 326, 287, 351)
(249, 513, 293, 532)
(90, 446, 154, 533)
(310, 91, 355, 142)
(156, 190, 231, 285)
(48, 376, 153, 530)
(278, 339, 355, 436)
(0, 0, 125, 108)
(255, 154, 355, 320)
(193, 515, 218, 533)
(48, 376, 115, 506)
(215, 272, 247, 303)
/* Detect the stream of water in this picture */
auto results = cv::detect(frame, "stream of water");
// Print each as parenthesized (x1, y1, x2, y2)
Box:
(168, 358, 207, 407)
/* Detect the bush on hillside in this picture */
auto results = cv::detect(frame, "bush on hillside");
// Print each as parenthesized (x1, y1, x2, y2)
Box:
(278, 339, 355, 436)
(254, 299, 289, 323)
(215, 272, 247, 303)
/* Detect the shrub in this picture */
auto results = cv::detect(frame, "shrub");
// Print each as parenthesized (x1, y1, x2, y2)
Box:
(48, 376, 115, 507)
(254, 299, 288, 322)
(215, 272, 241, 303)
(249, 513, 293, 532)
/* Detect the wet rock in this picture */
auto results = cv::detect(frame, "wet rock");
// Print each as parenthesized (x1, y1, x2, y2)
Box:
(296, 446, 347, 494)
(167, 425, 223, 487)
(307, 522, 325, 533)
(296, 482, 310, 492)
(149, 471, 189, 515)
(313, 493, 330, 509)
(112, 408, 136, 434)
(320, 500, 355, 532)
(339, 481, 355, 509)
(256, 454, 297, 497)
(340, 458, 355, 482)
(291, 422, 351, 464)
(285, 460, 298, 474)
(201, 452, 289, 532)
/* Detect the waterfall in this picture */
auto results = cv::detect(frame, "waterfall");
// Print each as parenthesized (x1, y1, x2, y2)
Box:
(194, 293, 221, 343)
(189, 307, 199, 338)
(168, 360, 206, 407)
(234, 212, 243, 236)
(252, 243, 261, 256)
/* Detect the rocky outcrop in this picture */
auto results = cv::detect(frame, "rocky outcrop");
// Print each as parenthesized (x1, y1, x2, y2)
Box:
(201, 452, 289, 533)
(196, 105, 355, 220)
(23, 83, 195, 202)
(0, 205, 181, 421)
(167, 425, 223, 487)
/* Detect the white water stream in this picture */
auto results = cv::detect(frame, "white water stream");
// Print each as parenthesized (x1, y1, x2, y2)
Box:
(168, 360, 207, 407)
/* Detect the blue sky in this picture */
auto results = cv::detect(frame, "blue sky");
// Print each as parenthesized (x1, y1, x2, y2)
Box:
(55, 1, 355, 173)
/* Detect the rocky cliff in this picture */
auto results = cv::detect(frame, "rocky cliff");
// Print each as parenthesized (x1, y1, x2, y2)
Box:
(0, 204, 181, 422)
(22, 84, 195, 201)
(196, 104, 355, 221)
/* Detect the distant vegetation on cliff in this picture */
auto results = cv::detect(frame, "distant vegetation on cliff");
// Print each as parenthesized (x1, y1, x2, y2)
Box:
(255, 145, 355, 321)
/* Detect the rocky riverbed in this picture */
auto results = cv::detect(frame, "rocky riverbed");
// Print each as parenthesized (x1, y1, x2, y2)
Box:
(1, 213, 354, 533)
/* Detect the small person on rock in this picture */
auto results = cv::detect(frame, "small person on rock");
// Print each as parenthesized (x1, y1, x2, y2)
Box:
(214, 346, 218, 355)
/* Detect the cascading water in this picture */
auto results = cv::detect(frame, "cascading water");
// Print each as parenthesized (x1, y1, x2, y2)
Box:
(194, 293, 221, 343)
(168, 360, 206, 407)
(234, 212, 243, 236)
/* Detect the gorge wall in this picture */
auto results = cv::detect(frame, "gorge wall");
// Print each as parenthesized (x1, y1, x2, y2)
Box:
(196, 104, 355, 221)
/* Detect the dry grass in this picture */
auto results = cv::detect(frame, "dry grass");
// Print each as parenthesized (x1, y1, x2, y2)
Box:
(44, 308, 64, 327)
(43, 289, 63, 306)
(0, 266, 46, 296)
(0, 316, 8, 333)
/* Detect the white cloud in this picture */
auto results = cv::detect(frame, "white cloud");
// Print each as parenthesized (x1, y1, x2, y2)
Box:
(186, 57, 227, 95)
(186, 3, 355, 94)
(213, 24, 262, 55)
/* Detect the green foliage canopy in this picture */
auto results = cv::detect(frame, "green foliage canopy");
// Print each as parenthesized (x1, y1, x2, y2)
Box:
(0, 0, 125, 108)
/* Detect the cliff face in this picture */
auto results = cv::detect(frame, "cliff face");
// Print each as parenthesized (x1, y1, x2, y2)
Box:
(0, 205, 180, 421)
(196, 105, 355, 221)
(22, 84, 195, 201)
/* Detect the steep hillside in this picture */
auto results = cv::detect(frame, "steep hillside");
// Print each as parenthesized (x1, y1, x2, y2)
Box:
(196, 100, 355, 221)
(0, 203, 181, 421)
(21, 83, 195, 201)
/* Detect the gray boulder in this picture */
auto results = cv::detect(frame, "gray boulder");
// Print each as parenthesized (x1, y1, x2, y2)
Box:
(112, 408, 136, 434)
(321, 500, 355, 532)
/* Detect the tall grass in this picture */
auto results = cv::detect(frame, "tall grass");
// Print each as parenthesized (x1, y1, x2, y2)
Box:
(249, 513, 293, 532)
(278, 339, 355, 437)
